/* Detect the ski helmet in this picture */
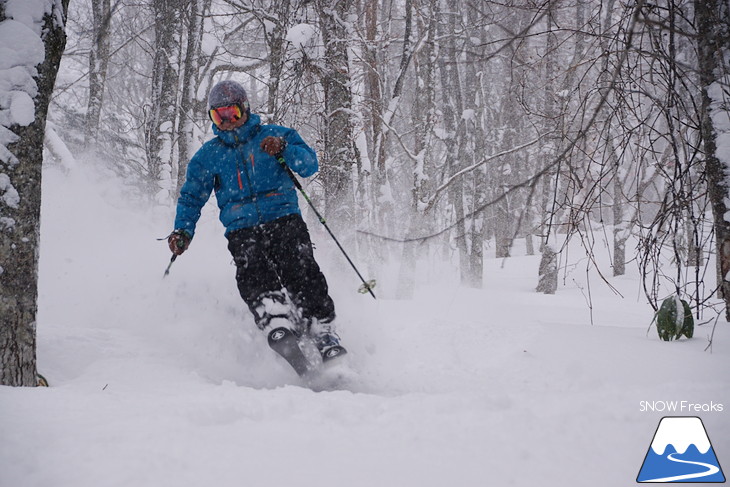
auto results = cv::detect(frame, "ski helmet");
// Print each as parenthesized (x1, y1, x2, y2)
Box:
(208, 80, 250, 115)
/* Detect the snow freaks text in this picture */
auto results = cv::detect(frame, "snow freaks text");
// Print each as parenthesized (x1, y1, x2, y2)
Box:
(639, 401, 724, 413)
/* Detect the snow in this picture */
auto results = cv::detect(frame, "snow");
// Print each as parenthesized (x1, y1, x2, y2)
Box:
(0, 19, 44, 133)
(650, 417, 711, 455)
(0, 124, 19, 149)
(0, 172, 20, 208)
(9, 90, 35, 126)
(355, 130, 371, 173)
(3, 0, 49, 35)
(286, 23, 318, 50)
(0, 0, 47, 216)
(674, 295, 685, 330)
(0, 216, 15, 230)
(284, 22, 324, 62)
(0, 163, 728, 486)
(0, 21, 44, 71)
(44, 124, 77, 171)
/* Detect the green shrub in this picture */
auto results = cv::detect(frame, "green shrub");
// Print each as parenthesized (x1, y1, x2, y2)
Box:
(656, 295, 694, 341)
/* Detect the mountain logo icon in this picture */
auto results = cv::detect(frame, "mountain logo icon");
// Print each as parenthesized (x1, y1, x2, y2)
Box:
(637, 416, 726, 483)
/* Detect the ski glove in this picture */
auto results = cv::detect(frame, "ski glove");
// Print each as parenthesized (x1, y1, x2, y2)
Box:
(168, 230, 191, 256)
(260, 136, 286, 157)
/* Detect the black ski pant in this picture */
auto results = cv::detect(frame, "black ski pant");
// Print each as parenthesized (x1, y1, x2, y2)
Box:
(226, 213, 335, 331)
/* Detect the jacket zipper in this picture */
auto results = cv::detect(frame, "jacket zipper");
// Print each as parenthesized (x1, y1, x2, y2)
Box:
(234, 135, 244, 190)
(236, 165, 244, 190)
(233, 134, 263, 223)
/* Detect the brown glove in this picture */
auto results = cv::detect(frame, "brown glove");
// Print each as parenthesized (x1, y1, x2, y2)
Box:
(168, 230, 191, 256)
(260, 136, 286, 156)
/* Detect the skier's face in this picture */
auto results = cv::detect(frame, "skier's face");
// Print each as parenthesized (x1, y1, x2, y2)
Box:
(216, 112, 247, 131)
(209, 104, 248, 131)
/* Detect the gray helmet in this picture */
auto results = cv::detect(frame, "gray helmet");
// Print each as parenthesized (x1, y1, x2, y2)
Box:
(208, 80, 250, 115)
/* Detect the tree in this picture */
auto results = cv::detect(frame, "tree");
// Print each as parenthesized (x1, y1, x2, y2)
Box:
(536, 0, 559, 295)
(83, 0, 112, 147)
(144, 0, 181, 203)
(395, 0, 438, 298)
(0, 0, 70, 386)
(437, 2, 470, 286)
(697, 0, 730, 317)
(315, 0, 357, 226)
(176, 0, 210, 196)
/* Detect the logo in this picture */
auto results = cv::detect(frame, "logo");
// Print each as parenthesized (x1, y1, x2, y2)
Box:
(637, 417, 725, 483)
(270, 329, 287, 341)
(325, 347, 341, 358)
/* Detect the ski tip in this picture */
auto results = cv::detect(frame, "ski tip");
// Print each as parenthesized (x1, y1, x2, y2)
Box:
(321, 345, 347, 363)
(267, 327, 293, 346)
(267, 327, 314, 377)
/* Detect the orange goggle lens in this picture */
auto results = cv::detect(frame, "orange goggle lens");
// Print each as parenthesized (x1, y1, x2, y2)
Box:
(209, 105, 242, 126)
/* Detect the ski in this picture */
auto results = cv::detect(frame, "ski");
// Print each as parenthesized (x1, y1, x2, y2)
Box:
(308, 345, 355, 392)
(268, 327, 349, 379)
(321, 345, 347, 364)
(267, 327, 313, 377)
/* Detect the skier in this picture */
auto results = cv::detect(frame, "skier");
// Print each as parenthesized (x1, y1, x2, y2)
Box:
(167, 80, 343, 372)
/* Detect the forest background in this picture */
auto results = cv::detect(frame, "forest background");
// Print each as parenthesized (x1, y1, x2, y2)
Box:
(50, 0, 730, 306)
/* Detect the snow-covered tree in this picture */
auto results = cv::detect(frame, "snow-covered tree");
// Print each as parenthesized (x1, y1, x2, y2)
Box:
(176, 0, 211, 196)
(0, 0, 69, 386)
(144, 0, 181, 204)
(697, 0, 730, 317)
(83, 0, 111, 147)
(315, 0, 356, 226)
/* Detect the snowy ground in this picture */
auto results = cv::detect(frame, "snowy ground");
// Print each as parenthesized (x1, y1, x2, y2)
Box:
(1, 163, 728, 487)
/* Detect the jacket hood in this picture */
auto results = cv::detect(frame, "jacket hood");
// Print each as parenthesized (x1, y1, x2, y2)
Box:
(212, 113, 262, 146)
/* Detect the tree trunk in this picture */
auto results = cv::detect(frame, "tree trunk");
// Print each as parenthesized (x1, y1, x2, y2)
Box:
(462, 1, 486, 288)
(145, 0, 180, 203)
(363, 0, 383, 176)
(494, 119, 515, 259)
(0, 0, 69, 386)
(83, 0, 112, 148)
(315, 0, 356, 227)
(537, 0, 559, 294)
(265, 0, 292, 122)
(176, 0, 209, 197)
(536, 244, 558, 294)
(396, 0, 437, 299)
(696, 0, 730, 317)
(436, 3, 470, 285)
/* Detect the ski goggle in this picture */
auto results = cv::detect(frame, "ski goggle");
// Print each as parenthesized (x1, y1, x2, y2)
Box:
(208, 104, 243, 126)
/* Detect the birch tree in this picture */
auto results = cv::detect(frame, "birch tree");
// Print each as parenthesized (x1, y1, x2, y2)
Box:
(176, 0, 210, 195)
(145, 0, 181, 203)
(315, 0, 356, 226)
(83, 0, 112, 147)
(396, 0, 438, 298)
(536, 1, 559, 295)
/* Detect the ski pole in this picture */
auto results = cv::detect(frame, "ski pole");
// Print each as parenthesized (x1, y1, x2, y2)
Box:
(163, 254, 177, 278)
(159, 232, 185, 278)
(276, 154, 376, 299)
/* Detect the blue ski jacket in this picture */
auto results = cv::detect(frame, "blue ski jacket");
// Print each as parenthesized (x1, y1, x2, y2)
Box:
(174, 113, 318, 238)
